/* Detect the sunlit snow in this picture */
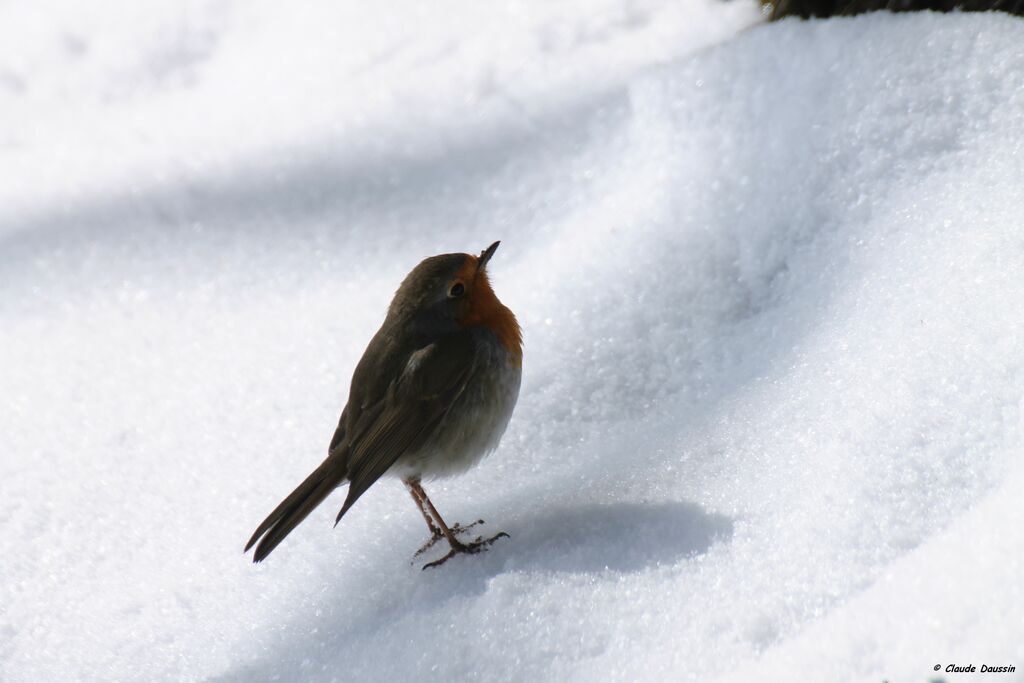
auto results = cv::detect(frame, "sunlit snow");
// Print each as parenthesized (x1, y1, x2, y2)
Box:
(2, 2, 1023, 682)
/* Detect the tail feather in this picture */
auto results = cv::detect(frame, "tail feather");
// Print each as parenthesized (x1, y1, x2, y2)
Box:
(245, 459, 346, 563)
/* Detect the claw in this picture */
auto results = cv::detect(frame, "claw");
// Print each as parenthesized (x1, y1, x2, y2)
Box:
(403, 481, 507, 570)
(451, 519, 486, 535)
(412, 531, 445, 558)
(422, 531, 510, 570)
(411, 519, 488, 559)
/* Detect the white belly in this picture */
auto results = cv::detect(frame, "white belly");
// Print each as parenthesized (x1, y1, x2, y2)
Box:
(392, 339, 521, 480)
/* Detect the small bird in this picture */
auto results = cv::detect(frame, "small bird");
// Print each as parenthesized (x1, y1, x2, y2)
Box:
(245, 241, 521, 569)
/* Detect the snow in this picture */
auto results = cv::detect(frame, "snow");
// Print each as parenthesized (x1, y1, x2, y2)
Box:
(2, 2, 1023, 682)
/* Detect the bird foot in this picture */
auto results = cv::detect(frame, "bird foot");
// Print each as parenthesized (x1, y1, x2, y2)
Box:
(421, 531, 510, 570)
(412, 519, 486, 558)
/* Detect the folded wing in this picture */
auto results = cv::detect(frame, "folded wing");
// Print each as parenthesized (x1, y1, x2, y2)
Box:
(335, 330, 478, 522)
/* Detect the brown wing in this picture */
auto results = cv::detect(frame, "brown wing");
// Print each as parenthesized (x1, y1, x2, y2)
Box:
(333, 330, 478, 522)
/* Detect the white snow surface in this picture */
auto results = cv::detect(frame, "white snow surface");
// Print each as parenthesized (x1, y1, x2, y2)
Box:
(2, 2, 1024, 682)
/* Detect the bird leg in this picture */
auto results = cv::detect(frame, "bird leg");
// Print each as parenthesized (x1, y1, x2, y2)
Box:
(405, 479, 444, 541)
(406, 480, 508, 570)
(405, 479, 487, 557)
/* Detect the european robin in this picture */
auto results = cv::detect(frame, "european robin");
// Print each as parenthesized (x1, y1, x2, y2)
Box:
(245, 241, 521, 569)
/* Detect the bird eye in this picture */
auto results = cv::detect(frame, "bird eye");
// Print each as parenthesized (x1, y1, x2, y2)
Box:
(448, 282, 465, 298)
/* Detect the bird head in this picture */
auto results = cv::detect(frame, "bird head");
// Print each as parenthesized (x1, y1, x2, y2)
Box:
(388, 241, 521, 362)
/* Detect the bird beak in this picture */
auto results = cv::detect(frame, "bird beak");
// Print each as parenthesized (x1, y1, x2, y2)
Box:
(477, 241, 500, 274)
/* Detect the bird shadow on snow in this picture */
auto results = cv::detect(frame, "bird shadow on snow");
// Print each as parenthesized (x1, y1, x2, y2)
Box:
(499, 500, 733, 573)
(213, 501, 732, 683)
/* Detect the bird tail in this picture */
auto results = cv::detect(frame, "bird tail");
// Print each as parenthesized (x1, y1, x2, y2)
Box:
(245, 459, 346, 563)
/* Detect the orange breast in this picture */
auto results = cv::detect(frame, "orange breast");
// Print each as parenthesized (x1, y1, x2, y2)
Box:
(457, 257, 523, 367)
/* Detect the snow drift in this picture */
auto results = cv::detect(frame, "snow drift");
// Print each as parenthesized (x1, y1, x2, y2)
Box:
(2, 3, 1023, 682)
